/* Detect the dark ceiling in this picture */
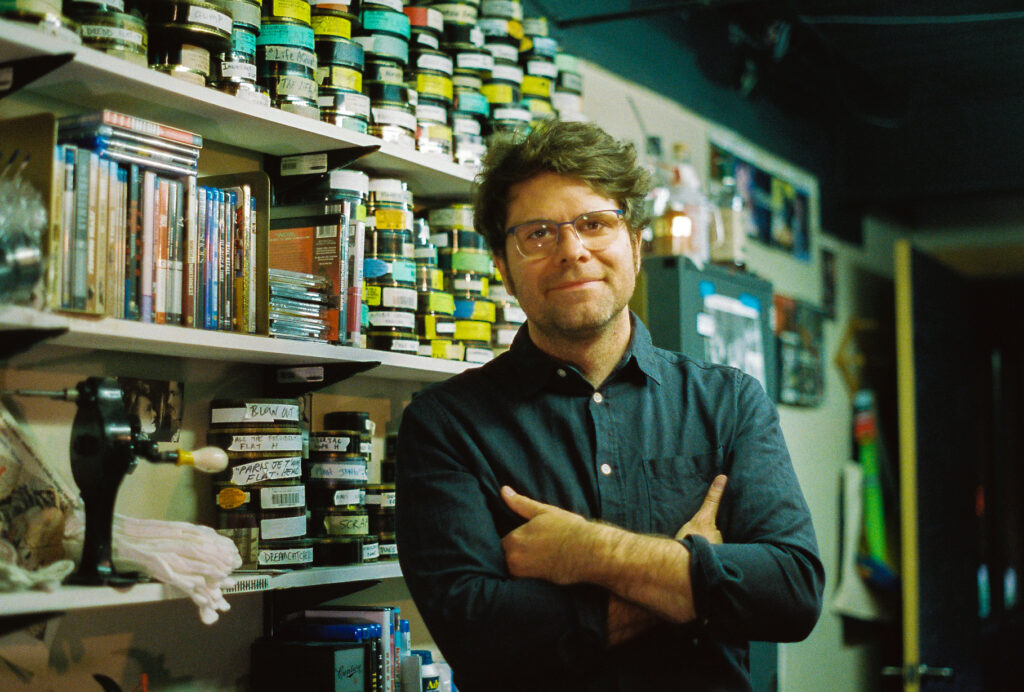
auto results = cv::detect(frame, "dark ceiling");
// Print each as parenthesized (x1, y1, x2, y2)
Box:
(524, 0, 1024, 243)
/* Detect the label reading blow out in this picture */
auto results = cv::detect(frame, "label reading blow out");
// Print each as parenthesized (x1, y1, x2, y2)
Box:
(212, 402, 301, 424)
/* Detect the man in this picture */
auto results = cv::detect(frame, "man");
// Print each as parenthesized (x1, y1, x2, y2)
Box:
(396, 121, 823, 690)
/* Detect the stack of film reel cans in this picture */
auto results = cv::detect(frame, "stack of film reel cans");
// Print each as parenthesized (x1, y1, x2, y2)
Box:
(65, 0, 147, 67)
(435, 1, 491, 168)
(362, 177, 420, 354)
(257, 0, 319, 118)
(406, 8, 453, 159)
(430, 203, 495, 364)
(208, 398, 312, 570)
(357, 0, 416, 147)
(413, 217, 460, 359)
(307, 410, 384, 566)
(144, 0, 235, 89)
(489, 265, 525, 354)
(315, 2, 371, 132)
(214, 0, 269, 105)
(517, 14, 559, 123)
(378, 427, 398, 559)
(476, 0, 531, 140)
(2, 0, 80, 43)
(17, 1, 586, 144)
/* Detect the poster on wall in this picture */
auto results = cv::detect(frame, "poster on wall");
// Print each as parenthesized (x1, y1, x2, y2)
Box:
(709, 141, 812, 262)
(697, 291, 768, 394)
(773, 295, 825, 407)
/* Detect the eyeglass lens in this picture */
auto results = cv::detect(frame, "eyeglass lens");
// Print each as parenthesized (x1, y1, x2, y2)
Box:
(514, 210, 622, 257)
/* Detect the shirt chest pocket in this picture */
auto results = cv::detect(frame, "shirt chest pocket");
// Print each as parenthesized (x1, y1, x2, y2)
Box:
(641, 448, 724, 536)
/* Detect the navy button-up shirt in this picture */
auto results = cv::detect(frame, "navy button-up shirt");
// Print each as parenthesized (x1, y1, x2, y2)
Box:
(396, 316, 823, 691)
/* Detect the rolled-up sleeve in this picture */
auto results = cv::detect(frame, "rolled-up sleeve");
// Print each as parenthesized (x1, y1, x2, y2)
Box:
(684, 372, 825, 642)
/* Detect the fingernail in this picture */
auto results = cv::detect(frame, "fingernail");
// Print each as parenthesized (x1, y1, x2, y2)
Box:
(501, 486, 515, 498)
(712, 475, 726, 489)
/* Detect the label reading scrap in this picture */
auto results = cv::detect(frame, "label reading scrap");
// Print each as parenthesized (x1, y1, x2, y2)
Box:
(325, 512, 369, 535)
(230, 456, 303, 485)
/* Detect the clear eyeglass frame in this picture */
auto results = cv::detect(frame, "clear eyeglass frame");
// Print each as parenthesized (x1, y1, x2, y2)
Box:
(505, 209, 625, 258)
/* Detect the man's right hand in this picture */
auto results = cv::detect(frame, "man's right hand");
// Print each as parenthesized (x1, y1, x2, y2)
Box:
(675, 475, 728, 544)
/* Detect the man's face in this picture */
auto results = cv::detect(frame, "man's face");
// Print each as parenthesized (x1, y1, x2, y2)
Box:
(494, 172, 640, 343)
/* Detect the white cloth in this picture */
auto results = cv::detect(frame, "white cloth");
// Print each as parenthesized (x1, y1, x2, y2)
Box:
(64, 510, 242, 624)
(0, 558, 75, 592)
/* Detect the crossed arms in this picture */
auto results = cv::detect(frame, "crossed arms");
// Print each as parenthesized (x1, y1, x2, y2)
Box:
(499, 476, 727, 645)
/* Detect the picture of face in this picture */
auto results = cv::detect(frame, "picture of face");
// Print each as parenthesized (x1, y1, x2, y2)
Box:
(118, 377, 185, 443)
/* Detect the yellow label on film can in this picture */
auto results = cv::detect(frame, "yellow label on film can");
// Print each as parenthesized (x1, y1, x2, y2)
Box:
(481, 83, 514, 104)
(374, 208, 411, 231)
(455, 319, 491, 342)
(317, 65, 362, 91)
(272, 0, 311, 24)
(312, 14, 351, 38)
(364, 285, 383, 306)
(417, 72, 453, 100)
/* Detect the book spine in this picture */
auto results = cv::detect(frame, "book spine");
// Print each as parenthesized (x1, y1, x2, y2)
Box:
(71, 148, 91, 311)
(94, 109, 203, 147)
(115, 165, 127, 319)
(248, 195, 258, 334)
(221, 189, 234, 331)
(166, 178, 182, 325)
(196, 186, 208, 328)
(96, 157, 111, 315)
(85, 151, 99, 313)
(183, 176, 198, 327)
(59, 124, 201, 159)
(232, 188, 245, 333)
(336, 201, 352, 345)
(206, 187, 219, 330)
(154, 177, 170, 324)
(60, 145, 76, 310)
(347, 219, 365, 344)
(125, 164, 141, 320)
(140, 170, 157, 322)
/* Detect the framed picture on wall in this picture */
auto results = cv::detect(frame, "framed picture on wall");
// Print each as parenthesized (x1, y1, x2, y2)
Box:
(773, 295, 825, 407)
(708, 136, 815, 263)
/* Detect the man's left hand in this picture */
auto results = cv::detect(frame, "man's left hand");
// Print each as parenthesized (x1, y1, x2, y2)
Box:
(500, 486, 591, 584)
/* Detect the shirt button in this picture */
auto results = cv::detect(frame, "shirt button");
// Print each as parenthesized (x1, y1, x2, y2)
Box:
(600, 463, 612, 476)
(556, 368, 567, 378)
(592, 392, 604, 403)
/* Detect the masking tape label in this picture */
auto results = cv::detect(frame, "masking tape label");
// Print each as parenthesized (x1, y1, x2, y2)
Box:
(231, 456, 304, 484)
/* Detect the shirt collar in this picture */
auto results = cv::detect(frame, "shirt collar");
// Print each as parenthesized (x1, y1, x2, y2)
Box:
(500, 312, 663, 398)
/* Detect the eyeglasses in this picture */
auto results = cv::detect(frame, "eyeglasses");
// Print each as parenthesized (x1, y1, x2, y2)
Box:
(505, 209, 625, 259)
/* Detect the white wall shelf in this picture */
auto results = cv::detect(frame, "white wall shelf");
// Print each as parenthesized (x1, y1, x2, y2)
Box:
(0, 562, 402, 617)
(0, 20, 475, 199)
(0, 306, 473, 382)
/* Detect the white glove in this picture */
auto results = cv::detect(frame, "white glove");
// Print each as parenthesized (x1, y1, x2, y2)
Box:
(0, 557, 75, 592)
(111, 514, 242, 625)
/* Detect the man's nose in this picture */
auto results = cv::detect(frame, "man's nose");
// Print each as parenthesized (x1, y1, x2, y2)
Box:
(553, 222, 589, 260)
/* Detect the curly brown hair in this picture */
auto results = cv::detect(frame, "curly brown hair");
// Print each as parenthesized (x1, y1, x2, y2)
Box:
(472, 121, 652, 258)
